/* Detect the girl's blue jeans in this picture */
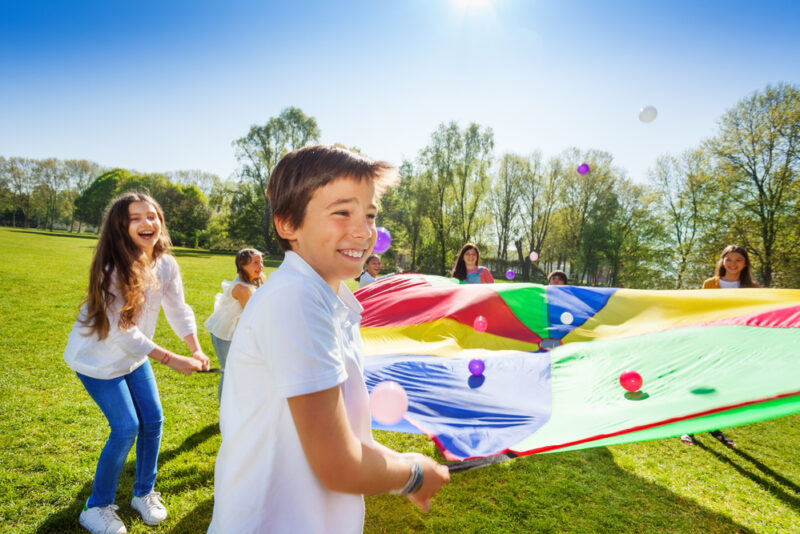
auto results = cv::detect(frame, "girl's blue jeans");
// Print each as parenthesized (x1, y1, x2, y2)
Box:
(209, 333, 231, 400)
(77, 360, 163, 507)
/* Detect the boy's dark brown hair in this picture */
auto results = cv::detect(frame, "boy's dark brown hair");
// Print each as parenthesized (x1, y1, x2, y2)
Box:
(548, 270, 568, 284)
(266, 145, 399, 252)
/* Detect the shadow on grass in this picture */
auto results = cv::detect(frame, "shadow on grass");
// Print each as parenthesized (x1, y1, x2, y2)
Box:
(172, 248, 231, 259)
(168, 497, 215, 534)
(34, 423, 219, 533)
(729, 447, 800, 494)
(168, 248, 283, 267)
(696, 441, 800, 511)
(3, 229, 287, 267)
(7, 228, 99, 240)
(365, 446, 755, 534)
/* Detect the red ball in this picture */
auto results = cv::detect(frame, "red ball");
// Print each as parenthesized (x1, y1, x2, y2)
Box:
(620, 370, 642, 392)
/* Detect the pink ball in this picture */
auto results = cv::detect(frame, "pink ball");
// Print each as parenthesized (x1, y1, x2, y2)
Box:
(370, 381, 408, 425)
(529, 251, 539, 262)
(619, 370, 643, 392)
(473, 315, 488, 333)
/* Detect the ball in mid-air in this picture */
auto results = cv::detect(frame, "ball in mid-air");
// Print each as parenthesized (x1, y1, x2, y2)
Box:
(370, 381, 408, 425)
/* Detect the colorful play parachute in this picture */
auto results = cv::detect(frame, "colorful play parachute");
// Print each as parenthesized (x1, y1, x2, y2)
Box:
(357, 274, 800, 461)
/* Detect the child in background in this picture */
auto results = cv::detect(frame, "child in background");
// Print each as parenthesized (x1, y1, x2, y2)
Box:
(451, 243, 494, 284)
(356, 254, 401, 288)
(548, 270, 568, 285)
(702, 245, 759, 289)
(63, 192, 209, 534)
(680, 245, 759, 447)
(204, 248, 265, 398)
(209, 145, 449, 533)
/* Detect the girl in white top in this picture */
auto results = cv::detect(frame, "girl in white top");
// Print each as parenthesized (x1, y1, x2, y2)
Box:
(63, 192, 209, 534)
(356, 254, 399, 288)
(204, 248, 265, 398)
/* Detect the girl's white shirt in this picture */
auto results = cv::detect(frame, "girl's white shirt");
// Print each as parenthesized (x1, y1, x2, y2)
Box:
(63, 254, 197, 380)
(358, 271, 378, 288)
(204, 277, 253, 341)
(719, 279, 741, 289)
(358, 271, 396, 288)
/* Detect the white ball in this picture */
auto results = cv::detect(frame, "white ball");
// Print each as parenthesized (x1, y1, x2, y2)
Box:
(639, 106, 658, 123)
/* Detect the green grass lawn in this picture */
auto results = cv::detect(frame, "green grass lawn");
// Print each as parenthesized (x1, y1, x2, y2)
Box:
(1, 226, 798, 533)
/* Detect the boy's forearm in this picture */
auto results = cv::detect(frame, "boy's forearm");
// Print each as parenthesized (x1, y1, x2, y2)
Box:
(351, 442, 415, 496)
(289, 387, 414, 495)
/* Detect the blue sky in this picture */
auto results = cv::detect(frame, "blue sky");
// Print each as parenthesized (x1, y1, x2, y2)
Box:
(2, 0, 798, 183)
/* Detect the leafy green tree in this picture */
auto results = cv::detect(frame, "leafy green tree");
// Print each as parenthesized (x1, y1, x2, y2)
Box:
(0, 172, 13, 226)
(165, 169, 221, 198)
(419, 123, 460, 274)
(558, 149, 618, 283)
(610, 187, 668, 289)
(63, 160, 103, 232)
(707, 83, 800, 287)
(4, 157, 36, 227)
(453, 123, 494, 244)
(776, 176, 800, 286)
(604, 180, 650, 287)
(226, 181, 268, 251)
(34, 158, 71, 231)
(515, 153, 563, 280)
(649, 150, 714, 288)
(490, 153, 524, 270)
(233, 107, 320, 254)
(0, 157, 14, 226)
(75, 170, 211, 246)
(74, 169, 130, 231)
(378, 160, 432, 271)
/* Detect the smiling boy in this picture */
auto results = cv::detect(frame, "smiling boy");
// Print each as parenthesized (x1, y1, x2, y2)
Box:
(208, 146, 449, 533)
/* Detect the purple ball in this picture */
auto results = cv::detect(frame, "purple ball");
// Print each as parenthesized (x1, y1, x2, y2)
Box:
(373, 227, 391, 254)
(577, 163, 590, 175)
(468, 359, 485, 376)
(506, 270, 515, 280)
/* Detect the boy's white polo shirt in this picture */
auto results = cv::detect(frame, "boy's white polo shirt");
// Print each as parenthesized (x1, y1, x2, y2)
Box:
(209, 251, 373, 534)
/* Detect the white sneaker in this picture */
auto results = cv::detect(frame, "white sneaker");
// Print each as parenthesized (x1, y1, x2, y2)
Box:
(79, 503, 127, 534)
(131, 491, 168, 526)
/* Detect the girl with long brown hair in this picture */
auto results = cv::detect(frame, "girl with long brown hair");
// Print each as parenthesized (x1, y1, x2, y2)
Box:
(702, 244, 759, 289)
(680, 245, 760, 448)
(451, 243, 494, 284)
(63, 192, 209, 534)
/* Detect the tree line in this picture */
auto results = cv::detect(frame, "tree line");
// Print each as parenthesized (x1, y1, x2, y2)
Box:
(1, 83, 797, 288)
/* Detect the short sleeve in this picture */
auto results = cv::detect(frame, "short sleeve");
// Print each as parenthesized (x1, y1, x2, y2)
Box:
(264, 284, 348, 399)
(480, 267, 495, 284)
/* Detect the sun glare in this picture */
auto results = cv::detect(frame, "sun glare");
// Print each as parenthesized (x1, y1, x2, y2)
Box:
(449, 0, 495, 18)
(450, 0, 493, 11)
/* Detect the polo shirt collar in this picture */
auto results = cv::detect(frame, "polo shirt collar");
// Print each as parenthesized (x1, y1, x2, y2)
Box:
(282, 251, 363, 322)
